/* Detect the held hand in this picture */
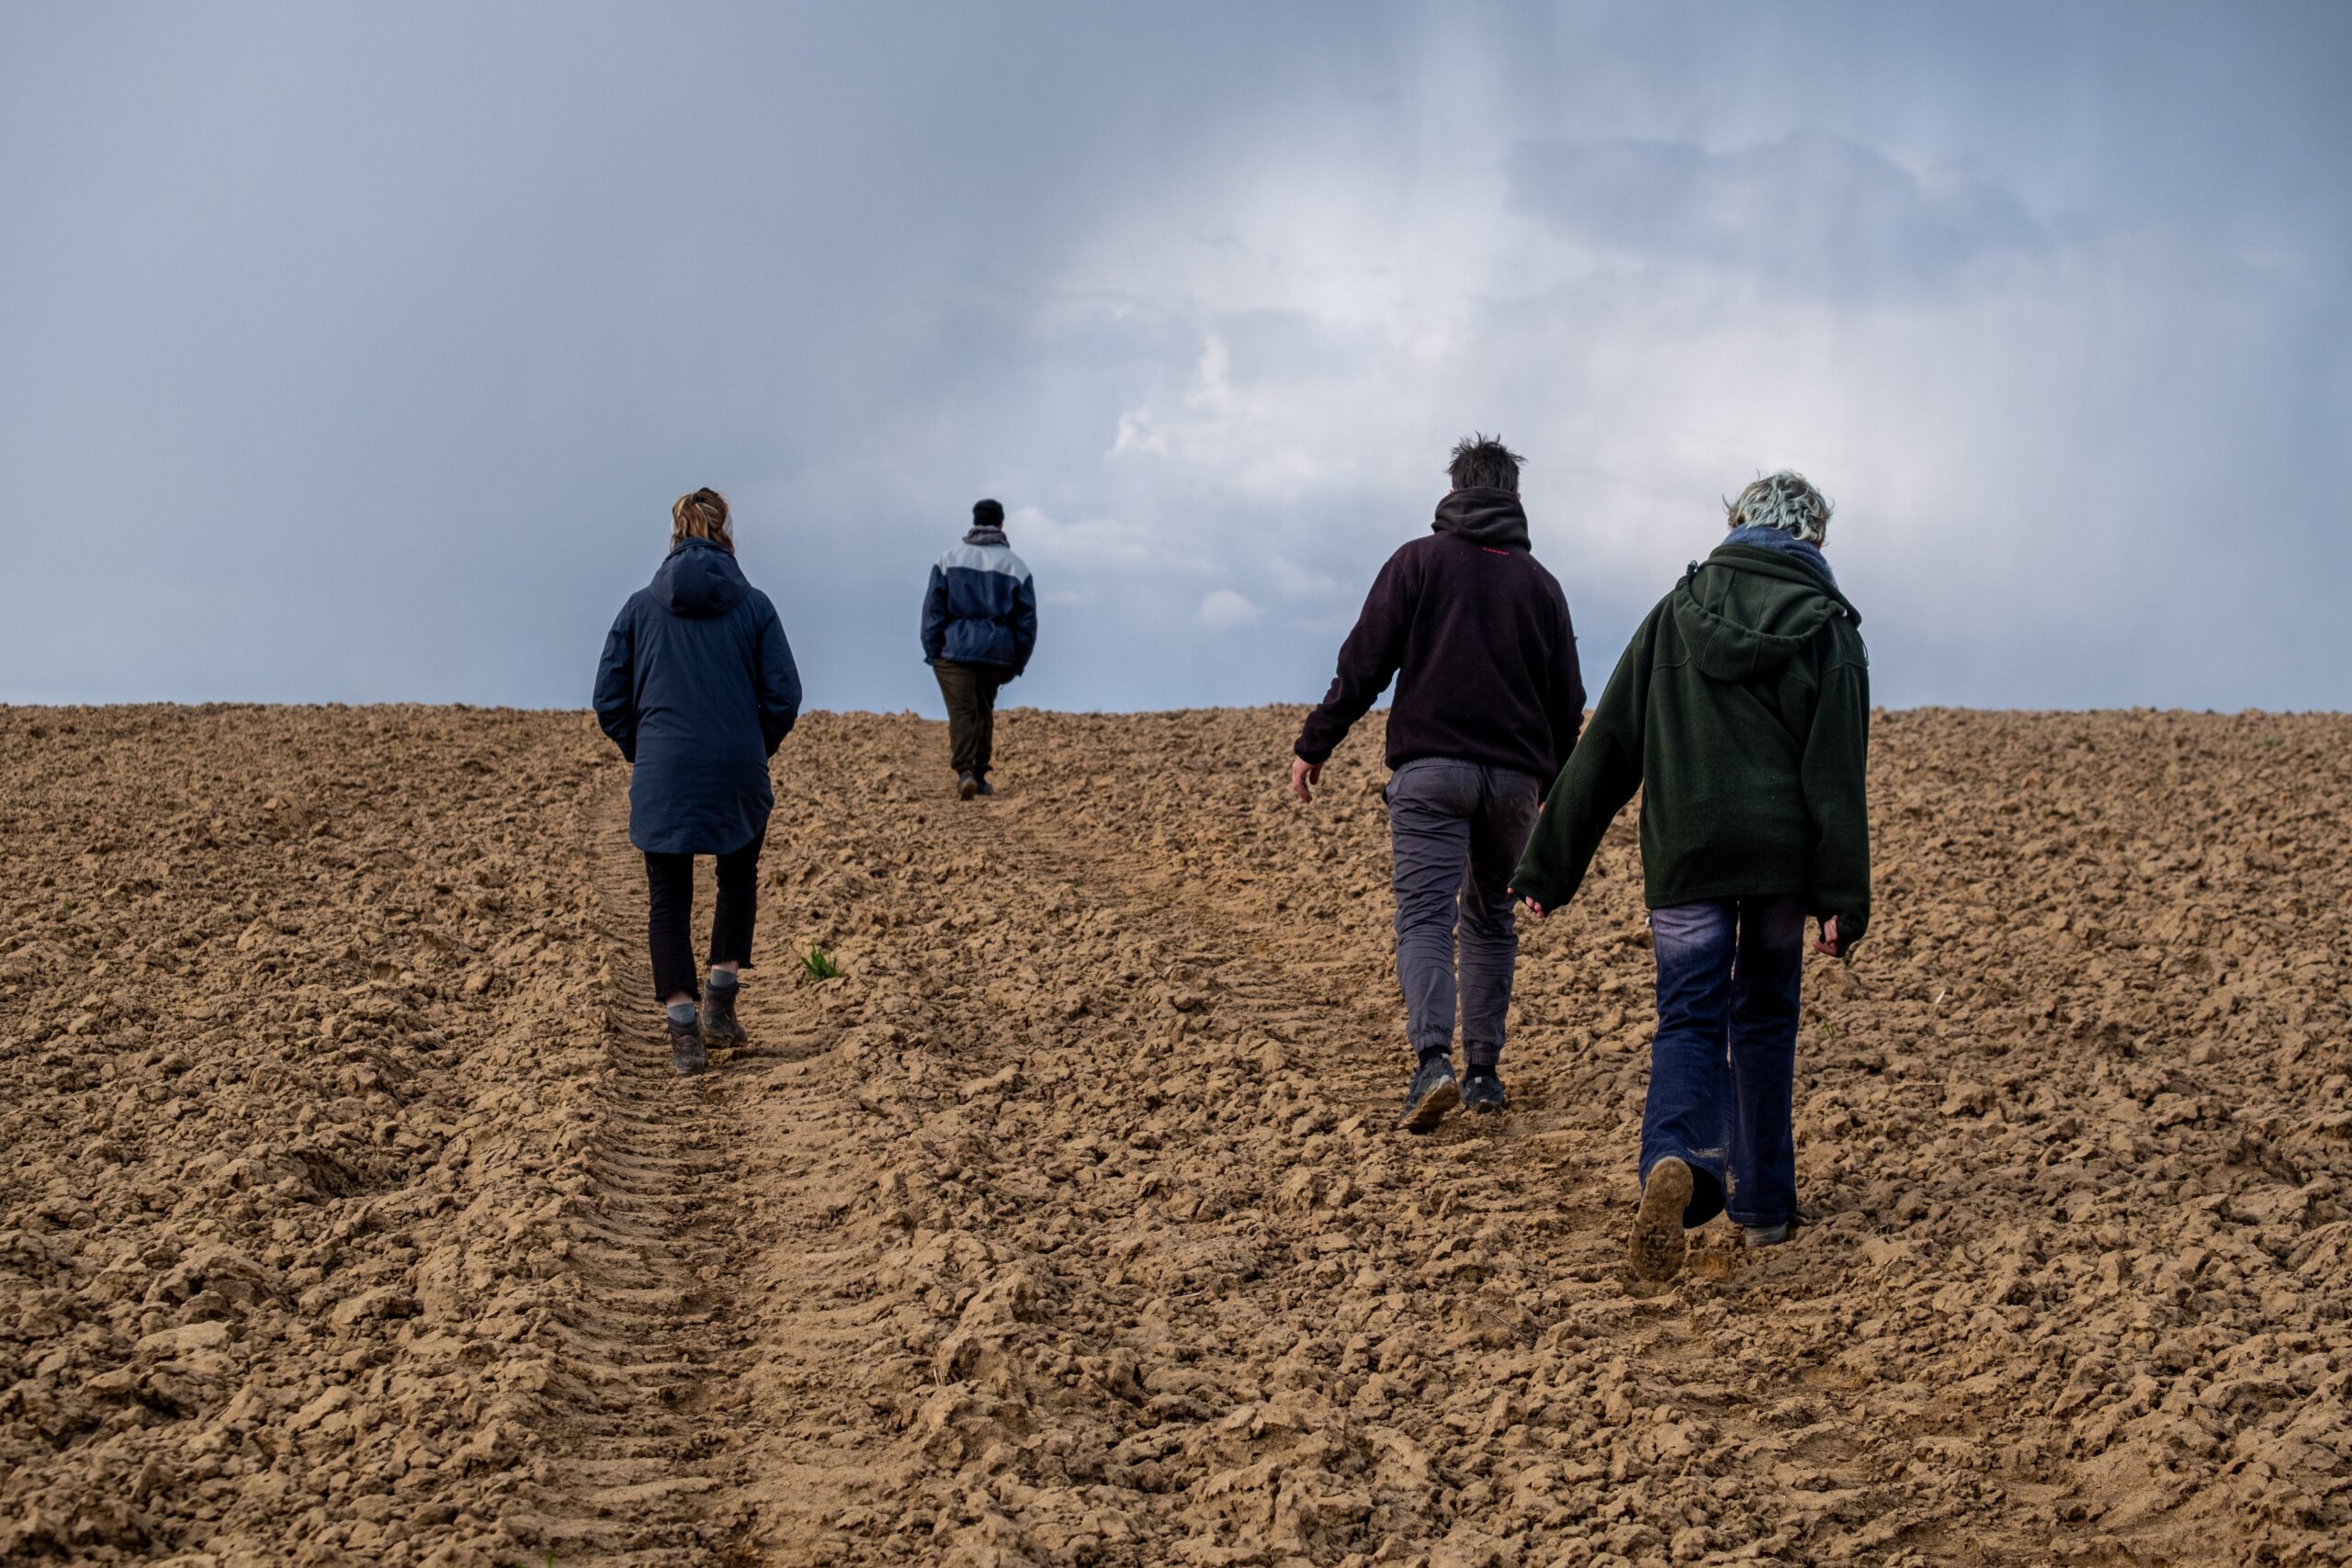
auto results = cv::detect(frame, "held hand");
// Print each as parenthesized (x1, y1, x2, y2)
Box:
(1815, 916, 1842, 957)
(1289, 757, 1321, 803)
(1516, 893, 1544, 919)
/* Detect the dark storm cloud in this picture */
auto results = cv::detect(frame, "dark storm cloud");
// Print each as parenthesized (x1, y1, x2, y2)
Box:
(1507, 131, 2046, 298)
(1, 2, 2346, 715)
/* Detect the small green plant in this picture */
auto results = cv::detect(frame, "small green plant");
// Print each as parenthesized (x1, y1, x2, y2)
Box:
(800, 946, 842, 981)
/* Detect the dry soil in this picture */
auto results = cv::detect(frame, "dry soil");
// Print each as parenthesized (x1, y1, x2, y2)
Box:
(2, 704, 2347, 1567)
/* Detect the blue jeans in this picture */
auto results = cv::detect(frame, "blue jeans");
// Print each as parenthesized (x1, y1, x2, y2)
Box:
(1385, 759, 1544, 1068)
(1640, 897, 1807, 1228)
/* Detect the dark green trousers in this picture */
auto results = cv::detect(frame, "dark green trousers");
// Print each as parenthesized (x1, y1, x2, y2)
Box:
(933, 660, 1006, 778)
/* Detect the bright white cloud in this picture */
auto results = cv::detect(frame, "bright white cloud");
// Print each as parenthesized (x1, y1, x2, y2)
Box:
(1198, 589, 1261, 629)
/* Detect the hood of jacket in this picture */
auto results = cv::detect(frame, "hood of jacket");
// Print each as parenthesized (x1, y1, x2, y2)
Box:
(650, 538, 750, 618)
(1671, 543, 1862, 683)
(1431, 487, 1531, 549)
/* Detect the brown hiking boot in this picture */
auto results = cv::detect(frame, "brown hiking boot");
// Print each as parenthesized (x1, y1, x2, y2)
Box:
(1631, 1156, 1694, 1280)
(669, 1016, 708, 1077)
(703, 983, 746, 1044)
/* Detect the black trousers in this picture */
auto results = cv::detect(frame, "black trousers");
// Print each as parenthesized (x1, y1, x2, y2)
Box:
(644, 831, 763, 1002)
(933, 660, 1006, 779)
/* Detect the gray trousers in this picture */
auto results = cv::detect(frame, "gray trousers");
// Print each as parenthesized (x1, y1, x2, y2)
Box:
(1385, 758, 1544, 1068)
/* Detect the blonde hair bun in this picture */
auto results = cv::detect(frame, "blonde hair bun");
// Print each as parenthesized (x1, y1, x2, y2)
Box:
(671, 488, 734, 553)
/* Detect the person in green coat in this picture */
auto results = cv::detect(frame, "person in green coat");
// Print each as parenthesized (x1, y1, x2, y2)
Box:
(1511, 471, 1869, 1282)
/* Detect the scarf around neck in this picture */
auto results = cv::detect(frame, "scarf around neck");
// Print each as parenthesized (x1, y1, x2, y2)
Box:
(1724, 523, 1836, 587)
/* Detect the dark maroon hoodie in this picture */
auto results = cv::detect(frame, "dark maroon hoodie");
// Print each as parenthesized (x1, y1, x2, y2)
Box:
(1294, 487, 1584, 780)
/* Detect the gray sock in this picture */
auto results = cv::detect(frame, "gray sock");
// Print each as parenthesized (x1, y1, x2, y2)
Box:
(707, 968, 740, 993)
(666, 1001, 698, 1029)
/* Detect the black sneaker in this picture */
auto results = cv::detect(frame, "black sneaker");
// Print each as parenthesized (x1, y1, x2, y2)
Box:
(703, 983, 745, 1044)
(957, 773, 979, 801)
(973, 777, 995, 797)
(1461, 1069, 1507, 1114)
(669, 1017, 709, 1077)
(1396, 1054, 1459, 1134)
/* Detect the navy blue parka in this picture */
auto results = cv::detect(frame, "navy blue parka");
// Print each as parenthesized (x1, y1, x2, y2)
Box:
(594, 538, 801, 855)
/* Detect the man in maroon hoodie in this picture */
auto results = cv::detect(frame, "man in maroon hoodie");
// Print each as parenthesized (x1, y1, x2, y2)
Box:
(1291, 435, 1586, 1131)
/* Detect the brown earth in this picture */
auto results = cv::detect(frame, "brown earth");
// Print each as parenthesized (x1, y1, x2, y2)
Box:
(2, 703, 2348, 1567)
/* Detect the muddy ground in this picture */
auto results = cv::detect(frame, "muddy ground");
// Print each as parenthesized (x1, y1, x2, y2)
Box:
(2, 704, 2347, 1567)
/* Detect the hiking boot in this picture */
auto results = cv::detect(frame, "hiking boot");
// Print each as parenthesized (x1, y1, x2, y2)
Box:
(973, 776, 995, 797)
(703, 983, 746, 1044)
(1461, 1068, 1507, 1115)
(1630, 1156, 1694, 1280)
(957, 772, 979, 801)
(1742, 1222, 1794, 1248)
(669, 1016, 709, 1077)
(1396, 1053, 1460, 1134)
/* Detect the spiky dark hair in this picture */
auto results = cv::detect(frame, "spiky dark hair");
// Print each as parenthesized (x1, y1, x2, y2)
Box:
(1447, 434, 1525, 492)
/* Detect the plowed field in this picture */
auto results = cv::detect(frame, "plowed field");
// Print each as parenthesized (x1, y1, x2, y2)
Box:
(3, 705, 2347, 1567)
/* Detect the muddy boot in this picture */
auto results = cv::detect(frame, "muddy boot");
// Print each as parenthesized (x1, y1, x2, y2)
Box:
(1396, 1051, 1459, 1134)
(1461, 1067, 1507, 1115)
(1742, 1222, 1793, 1248)
(973, 776, 995, 797)
(1630, 1156, 1693, 1280)
(703, 977, 746, 1044)
(666, 1004, 708, 1077)
(957, 772, 979, 801)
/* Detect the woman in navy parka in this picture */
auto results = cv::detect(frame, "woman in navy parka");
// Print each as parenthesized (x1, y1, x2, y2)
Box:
(594, 489, 801, 1076)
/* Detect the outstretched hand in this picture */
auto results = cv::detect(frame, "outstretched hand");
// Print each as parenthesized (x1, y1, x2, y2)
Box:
(1289, 757, 1321, 803)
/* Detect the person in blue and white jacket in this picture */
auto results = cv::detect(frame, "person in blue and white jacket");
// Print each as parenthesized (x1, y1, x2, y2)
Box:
(921, 499, 1037, 798)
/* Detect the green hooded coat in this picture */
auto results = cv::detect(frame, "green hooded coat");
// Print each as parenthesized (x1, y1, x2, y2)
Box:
(1510, 543, 1871, 943)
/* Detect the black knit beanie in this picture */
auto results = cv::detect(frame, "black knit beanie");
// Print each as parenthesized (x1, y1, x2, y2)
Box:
(973, 498, 1005, 527)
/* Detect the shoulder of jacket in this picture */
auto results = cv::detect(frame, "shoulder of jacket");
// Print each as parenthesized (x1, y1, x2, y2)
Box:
(940, 543, 1027, 577)
(1634, 592, 1682, 657)
(1385, 536, 1444, 578)
(1822, 621, 1870, 672)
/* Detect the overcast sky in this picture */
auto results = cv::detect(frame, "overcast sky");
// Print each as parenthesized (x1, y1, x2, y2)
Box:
(4, 2, 2347, 714)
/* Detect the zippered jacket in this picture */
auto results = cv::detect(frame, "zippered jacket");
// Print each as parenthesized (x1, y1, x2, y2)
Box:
(921, 526, 1037, 675)
(1511, 542, 1871, 944)
(594, 538, 801, 856)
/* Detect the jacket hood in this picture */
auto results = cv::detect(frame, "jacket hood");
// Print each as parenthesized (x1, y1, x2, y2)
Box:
(650, 538, 750, 618)
(1431, 487, 1531, 549)
(1671, 544, 1861, 682)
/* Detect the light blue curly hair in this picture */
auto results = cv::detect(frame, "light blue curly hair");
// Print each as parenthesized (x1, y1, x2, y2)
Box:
(1724, 470, 1832, 544)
